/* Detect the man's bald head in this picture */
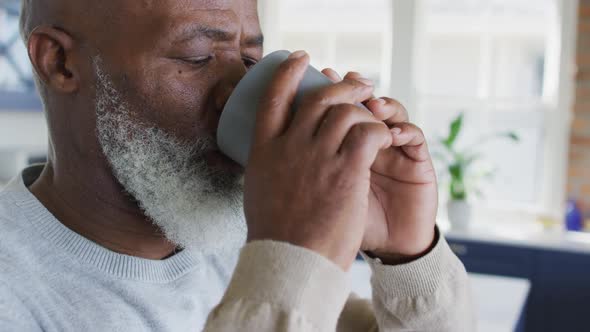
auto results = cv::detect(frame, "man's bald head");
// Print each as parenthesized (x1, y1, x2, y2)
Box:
(20, 0, 44, 41)
(20, 0, 100, 41)
(19, 0, 124, 103)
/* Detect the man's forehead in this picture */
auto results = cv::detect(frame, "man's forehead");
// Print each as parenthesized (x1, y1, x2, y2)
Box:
(126, 0, 235, 15)
(122, 0, 256, 35)
(120, 0, 261, 44)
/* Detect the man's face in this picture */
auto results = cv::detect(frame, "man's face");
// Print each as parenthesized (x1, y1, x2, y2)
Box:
(89, 0, 262, 250)
(95, 0, 263, 171)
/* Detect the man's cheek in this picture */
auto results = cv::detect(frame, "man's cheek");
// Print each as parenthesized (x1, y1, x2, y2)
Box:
(147, 81, 216, 138)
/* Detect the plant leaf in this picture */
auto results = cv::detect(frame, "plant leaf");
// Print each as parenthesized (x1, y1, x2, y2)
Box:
(439, 138, 453, 152)
(450, 176, 467, 200)
(506, 132, 520, 142)
(444, 113, 464, 149)
(449, 163, 464, 179)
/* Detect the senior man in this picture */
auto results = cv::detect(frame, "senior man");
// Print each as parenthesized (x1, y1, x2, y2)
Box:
(0, 0, 474, 331)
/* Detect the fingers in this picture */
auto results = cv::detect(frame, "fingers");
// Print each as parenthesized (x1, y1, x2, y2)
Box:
(366, 97, 409, 124)
(321, 68, 342, 83)
(344, 72, 376, 101)
(342, 71, 365, 81)
(341, 72, 409, 124)
(390, 122, 430, 162)
(315, 103, 381, 153)
(289, 79, 375, 138)
(340, 122, 393, 168)
(254, 51, 310, 146)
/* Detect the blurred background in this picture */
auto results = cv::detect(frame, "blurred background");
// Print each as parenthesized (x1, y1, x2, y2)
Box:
(258, 0, 578, 223)
(1, 0, 590, 331)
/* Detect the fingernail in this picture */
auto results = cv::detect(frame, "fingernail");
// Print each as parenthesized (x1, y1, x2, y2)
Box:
(358, 78, 374, 86)
(331, 70, 342, 80)
(373, 98, 386, 106)
(289, 50, 307, 59)
(391, 127, 402, 135)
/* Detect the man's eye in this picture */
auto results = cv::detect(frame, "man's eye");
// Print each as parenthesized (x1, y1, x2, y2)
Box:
(183, 56, 213, 66)
(242, 57, 258, 69)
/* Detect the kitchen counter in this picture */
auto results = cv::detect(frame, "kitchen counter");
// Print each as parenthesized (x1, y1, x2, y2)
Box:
(441, 219, 590, 255)
(440, 221, 590, 331)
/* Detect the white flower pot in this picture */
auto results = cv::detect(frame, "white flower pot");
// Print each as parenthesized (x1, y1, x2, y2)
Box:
(447, 200, 472, 231)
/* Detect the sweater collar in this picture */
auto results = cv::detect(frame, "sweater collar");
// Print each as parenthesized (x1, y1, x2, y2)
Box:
(4, 165, 217, 283)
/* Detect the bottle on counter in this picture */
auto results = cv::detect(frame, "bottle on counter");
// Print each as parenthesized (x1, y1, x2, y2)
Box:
(565, 199, 583, 232)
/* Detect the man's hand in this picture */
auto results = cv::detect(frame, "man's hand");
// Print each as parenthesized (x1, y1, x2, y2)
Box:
(323, 70, 438, 263)
(244, 51, 393, 271)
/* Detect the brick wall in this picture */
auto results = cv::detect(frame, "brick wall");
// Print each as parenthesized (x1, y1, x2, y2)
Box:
(570, 0, 590, 216)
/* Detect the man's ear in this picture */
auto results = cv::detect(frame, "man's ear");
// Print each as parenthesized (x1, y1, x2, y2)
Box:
(27, 26, 79, 93)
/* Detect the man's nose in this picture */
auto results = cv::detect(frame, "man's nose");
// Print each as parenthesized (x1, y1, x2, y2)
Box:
(213, 59, 248, 112)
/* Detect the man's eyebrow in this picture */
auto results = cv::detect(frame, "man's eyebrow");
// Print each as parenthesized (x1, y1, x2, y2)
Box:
(174, 25, 237, 44)
(173, 24, 264, 48)
(243, 34, 264, 48)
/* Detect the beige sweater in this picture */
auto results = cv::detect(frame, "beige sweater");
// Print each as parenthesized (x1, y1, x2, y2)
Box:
(204, 235, 475, 331)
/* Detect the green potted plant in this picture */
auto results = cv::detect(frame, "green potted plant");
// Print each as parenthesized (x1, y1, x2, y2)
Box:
(437, 113, 519, 230)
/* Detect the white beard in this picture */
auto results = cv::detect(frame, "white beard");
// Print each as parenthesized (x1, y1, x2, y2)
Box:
(93, 59, 246, 253)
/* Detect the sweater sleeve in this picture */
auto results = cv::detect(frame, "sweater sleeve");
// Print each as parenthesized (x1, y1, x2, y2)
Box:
(354, 233, 476, 332)
(203, 240, 352, 332)
(204, 235, 475, 332)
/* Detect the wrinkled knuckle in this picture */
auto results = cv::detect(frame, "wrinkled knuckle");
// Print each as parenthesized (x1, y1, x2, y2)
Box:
(399, 102, 409, 111)
(346, 79, 365, 90)
(317, 95, 333, 107)
(299, 93, 315, 108)
(382, 97, 408, 111)
(414, 125, 425, 136)
(399, 104, 410, 116)
(377, 122, 390, 132)
(382, 96, 400, 105)
(351, 124, 371, 141)
(345, 71, 362, 79)
(333, 103, 357, 118)
(306, 91, 331, 107)
(262, 96, 283, 110)
(402, 109, 410, 120)
(418, 129, 426, 139)
(279, 60, 298, 74)
(408, 124, 425, 138)
(331, 105, 363, 126)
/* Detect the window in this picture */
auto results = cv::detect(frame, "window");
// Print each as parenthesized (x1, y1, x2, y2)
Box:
(0, 0, 41, 111)
(258, 0, 393, 96)
(414, 0, 575, 218)
(259, 0, 578, 218)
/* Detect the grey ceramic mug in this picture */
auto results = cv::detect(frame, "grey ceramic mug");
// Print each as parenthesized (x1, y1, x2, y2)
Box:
(217, 50, 336, 167)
